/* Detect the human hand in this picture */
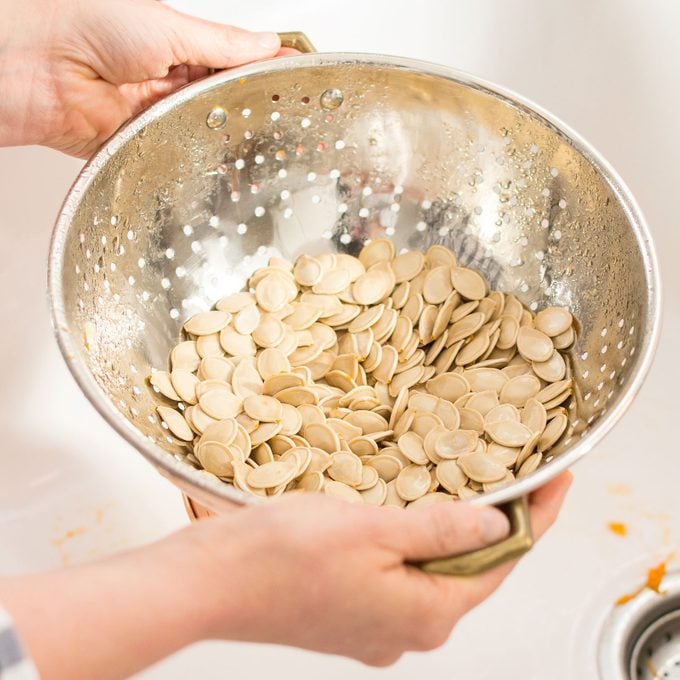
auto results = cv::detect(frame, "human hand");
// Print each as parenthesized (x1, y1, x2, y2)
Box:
(0, 0, 285, 157)
(188, 472, 572, 666)
(0, 474, 570, 678)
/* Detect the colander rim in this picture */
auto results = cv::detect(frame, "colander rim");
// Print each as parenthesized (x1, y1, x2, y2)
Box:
(48, 51, 662, 508)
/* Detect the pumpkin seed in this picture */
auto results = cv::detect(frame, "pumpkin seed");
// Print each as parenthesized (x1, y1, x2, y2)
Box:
(157, 406, 194, 441)
(352, 266, 394, 305)
(243, 395, 282, 423)
(199, 356, 234, 383)
(396, 464, 431, 501)
(522, 398, 547, 434)
(360, 478, 387, 505)
(458, 453, 506, 483)
(426, 372, 469, 401)
(552, 326, 575, 349)
(535, 306, 573, 337)
(358, 238, 395, 268)
(451, 267, 487, 300)
(397, 431, 429, 465)
(327, 451, 363, 486)
(297, 470, 325, 492)
(154, 241, 577, 503)
(434, 429, 478, 459)
(539, 413, 569, 450)
(485, 420, 533, 447)
(195, 441, 238, 477)
(366, 454, 403, 482)
(150, 371, 180, 401)
(220, 326, 256, 357)
(196, 333, 224, 359)
(517, 326, 554, 362)
(184, 310, 231, 336)
(517, 452, 543, 478)
(436, 460, 468, 494)
(216, 292, 255, 314)
(248, 460, 298, 489)
(423, 266, 453, 304)
(500, 374, 541, 407)
(532, 350, 567, 383)
(171, 341, 201, 372)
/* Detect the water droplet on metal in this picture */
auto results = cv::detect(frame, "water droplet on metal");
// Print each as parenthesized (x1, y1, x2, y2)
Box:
(320, 88, 344, 110)
(206, 107, 227, 130)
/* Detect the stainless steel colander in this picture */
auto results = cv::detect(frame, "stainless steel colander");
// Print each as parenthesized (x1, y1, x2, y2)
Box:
(48, 34, 661, 574)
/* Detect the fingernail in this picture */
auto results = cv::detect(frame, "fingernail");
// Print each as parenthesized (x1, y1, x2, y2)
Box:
(479, 508, 510, 543)
(255, 32, 280, 50)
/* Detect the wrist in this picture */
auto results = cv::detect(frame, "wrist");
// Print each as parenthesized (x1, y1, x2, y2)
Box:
(0, 20, 30, 147)
(137, 525, 225, 645)
(0, 10, 14, 147)
(175, 512, 272, 642)
(0, 0, 56, 148)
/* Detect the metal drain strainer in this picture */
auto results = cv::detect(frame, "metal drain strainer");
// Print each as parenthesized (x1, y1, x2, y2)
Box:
(600, 571, 680, 679)
(632, 610, 680, 679)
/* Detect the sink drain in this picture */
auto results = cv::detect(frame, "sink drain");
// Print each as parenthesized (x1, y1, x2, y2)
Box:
(599, 571, 680, 679)
(631, 610, 680, 679)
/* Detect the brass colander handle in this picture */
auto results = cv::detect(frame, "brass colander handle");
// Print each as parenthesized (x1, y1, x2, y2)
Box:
(419, 497, 534, 576)
(185, 494, 533, 576)
(277, 32, 317, 54)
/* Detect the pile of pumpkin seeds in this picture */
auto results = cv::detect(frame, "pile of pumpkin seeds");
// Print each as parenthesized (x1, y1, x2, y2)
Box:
(150, 240, 575, 506)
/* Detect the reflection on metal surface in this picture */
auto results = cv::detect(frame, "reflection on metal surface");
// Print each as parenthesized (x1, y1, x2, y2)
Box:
(277, 32, 316, 54)
(205, 106, 227, 130)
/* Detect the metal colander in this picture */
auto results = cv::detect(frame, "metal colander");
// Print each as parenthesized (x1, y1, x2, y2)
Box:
(48, 44, 660, 569)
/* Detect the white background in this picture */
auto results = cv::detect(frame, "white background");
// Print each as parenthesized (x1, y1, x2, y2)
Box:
(1, 1, 679, 678)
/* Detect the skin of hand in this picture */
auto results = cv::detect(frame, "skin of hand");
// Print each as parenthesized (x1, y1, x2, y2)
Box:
(0, 473, 571, 679)
(0, 0, 289, 157)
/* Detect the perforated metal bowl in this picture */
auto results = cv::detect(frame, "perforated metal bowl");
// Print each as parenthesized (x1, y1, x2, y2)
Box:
(48, 46, 660, 566)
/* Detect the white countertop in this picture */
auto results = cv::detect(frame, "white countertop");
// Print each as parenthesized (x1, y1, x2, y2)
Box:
(1, 1, 679, 678)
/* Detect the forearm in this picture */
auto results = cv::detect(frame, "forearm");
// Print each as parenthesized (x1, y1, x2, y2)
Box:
(0, 527, 220, 680)
(0, 0, 50, 148)
(0, 1, 16, 147)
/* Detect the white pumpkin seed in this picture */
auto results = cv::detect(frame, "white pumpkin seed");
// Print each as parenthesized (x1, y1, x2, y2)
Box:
(293, 255, 324, 287)
(216, 292, 255, 313)
(184, 310, 231, 336)
(436, 460, 468, 493)
(327, 451, 363, 486)
(324, 480, 364, 503)
(535, 306, 573, 337)
(539, 413, 569, 450)
(517, 326, 554, 362)
(423, 266, 453, 304)
(149, 371, 180, 401)
(396, 464, 431, 501)
(451, 267, 487, 300)
(360, 478, 387, 505)
(154, 241, 576, 503)
(157, 406, 194, 441)
(458, 453, 506, 483)
(248, 460, 298, 489)
(485, 420, 533, 447)
(532, 350, 567, 383)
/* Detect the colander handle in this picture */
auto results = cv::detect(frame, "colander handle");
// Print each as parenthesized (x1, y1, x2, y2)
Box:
(277, 32, 317, 53)
(418, 497, 534, 576)
(184, 493, 533, 577)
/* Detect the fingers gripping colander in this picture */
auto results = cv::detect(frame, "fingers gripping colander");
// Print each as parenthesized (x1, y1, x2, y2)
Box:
(49, 34, 660, 574)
